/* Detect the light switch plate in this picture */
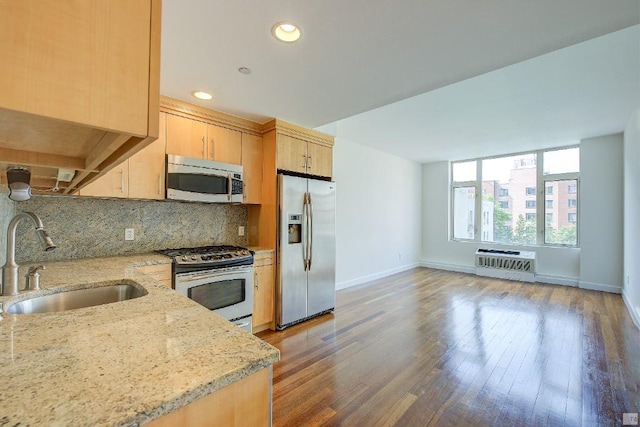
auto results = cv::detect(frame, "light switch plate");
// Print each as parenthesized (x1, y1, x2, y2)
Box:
(238, 226, 245, 236)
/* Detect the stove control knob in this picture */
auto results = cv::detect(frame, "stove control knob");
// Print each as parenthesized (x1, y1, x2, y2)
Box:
(202, 255, 212, 261)
(191, 255, 197, 260)
(181, 255, 188, 262)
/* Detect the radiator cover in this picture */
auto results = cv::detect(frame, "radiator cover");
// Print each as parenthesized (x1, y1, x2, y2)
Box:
(475, 248, 536, 282)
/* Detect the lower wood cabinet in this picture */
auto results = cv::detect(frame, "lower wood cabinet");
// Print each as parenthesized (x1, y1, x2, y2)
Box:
(146, 367, 272, 427)
(253, 250, 275, 332)
(135, 263, 172, 288)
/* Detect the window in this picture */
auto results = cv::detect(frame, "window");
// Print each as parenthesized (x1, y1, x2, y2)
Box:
(451, 146, 579, 247)
(544, 179, 579, 245)
(452, 187, 476, 240)
(452, 161, 476, 182)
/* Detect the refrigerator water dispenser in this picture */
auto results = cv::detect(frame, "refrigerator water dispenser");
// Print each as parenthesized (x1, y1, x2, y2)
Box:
(288, 214, 302, 244)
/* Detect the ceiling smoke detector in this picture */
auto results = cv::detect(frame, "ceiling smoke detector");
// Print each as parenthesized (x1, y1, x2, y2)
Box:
(271, 22, 302, 43)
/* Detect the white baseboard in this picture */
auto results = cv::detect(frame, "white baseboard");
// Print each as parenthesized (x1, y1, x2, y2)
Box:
(419, 260, 475, 275)
(535, 274, 579, 287)
(622, 290, 640, 330)
(579, 281, 622, 294)
(336, 262, 420, 290)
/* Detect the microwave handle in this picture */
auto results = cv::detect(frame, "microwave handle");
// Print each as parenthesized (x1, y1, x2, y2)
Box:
(227, 172, 232, 201)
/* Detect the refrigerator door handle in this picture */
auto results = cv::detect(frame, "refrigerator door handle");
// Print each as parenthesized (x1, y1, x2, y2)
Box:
(308, 193, 313, 270)
(302, 192, 309, 271)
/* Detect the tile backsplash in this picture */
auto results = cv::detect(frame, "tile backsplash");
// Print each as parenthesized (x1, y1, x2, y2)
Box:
(6, 195, 247, 263)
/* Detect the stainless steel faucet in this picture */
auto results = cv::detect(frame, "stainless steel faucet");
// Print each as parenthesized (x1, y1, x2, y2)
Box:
(1, 212, 56, 296)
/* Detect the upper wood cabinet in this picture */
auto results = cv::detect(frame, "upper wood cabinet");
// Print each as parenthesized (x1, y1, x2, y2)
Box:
(209, 125, 242, 165)
(165, 114, 242, 165)
(80, 113, 166, 199)
(242, 134, 264, 204)
(265, 120, 334, 179)
(0, 0, 161, 194)
(165, 114, 208, 159)
(79, 162, 129, 198)
(128, 112, 167, 200)
(276, 135, 308, 175)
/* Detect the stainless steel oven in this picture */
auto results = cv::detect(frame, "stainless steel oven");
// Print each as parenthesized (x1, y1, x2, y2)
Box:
(157, 246, 254, 333)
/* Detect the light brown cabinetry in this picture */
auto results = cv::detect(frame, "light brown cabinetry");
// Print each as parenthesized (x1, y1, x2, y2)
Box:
(253, 251, 275, 333)
(276, 134, 333, 178)
(208, 125, 242, 164)
(135, 263, 172, 288)
(80, 113, 166, 199)
(0, 0, 161, 193)
(165, 114, 242, 165)
(165, 114, 208, 159)
(160, 97, 264, 205)
(242, 134, 264, 204)
(146, 367, 271, 427)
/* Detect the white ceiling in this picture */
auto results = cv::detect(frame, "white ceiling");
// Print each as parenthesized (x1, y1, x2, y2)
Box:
(160, 1, 640, 163)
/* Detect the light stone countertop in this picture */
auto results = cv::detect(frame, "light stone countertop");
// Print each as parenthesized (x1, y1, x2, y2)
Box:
(0, 253, 280, 426)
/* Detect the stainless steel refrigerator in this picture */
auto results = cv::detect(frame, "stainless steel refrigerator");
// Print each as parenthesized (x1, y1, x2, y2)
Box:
(277, 174, 336, 329)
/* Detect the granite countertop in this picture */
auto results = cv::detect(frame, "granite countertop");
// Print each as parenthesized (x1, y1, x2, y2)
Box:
(0, 253, 280, 426)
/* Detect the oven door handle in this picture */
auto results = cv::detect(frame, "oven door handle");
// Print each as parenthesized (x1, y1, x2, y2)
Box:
(176, 272, 236, 283)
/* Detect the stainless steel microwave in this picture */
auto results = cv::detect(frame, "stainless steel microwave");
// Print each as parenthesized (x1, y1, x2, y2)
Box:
(166, 154, 243, 203)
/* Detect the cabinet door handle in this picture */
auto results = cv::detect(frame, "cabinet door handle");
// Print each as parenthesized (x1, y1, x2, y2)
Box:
(302, 154, 307, 168)
(202, 136, 206, 157)
(308, 156, 312, 170)
(157, 173, 162, 195)
(120, 170, 125, 193)
(255, 272, 259, 290)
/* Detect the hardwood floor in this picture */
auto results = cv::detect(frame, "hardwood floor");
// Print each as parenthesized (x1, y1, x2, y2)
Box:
(258, 268, 640, 427)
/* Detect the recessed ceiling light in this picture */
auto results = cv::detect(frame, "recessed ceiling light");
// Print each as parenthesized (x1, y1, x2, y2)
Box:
(238, 67, 252, 75)
(192, 91, 213, 100)
(271, 22, 302, 43)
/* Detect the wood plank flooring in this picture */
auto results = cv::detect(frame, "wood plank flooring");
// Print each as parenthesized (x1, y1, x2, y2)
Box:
(257, 268, 640, 427)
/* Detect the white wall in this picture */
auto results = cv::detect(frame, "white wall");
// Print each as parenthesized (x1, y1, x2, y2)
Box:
(421, 135, 625, 289)
(624, 109, 640, 327)
(333, 137, 422, 289)
(579, 134, 624, 292)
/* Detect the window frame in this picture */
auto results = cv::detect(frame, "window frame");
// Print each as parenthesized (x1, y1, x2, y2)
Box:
(450, 145, 579, 247)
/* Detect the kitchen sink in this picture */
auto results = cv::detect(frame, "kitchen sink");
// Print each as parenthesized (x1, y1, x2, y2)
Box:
(5, 283, 147, 314)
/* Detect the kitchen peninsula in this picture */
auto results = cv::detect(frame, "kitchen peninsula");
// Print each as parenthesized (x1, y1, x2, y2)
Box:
(0, 254, 279, 426)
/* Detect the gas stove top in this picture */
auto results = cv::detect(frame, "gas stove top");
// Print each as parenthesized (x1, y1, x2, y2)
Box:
(156, 245, 253, 268)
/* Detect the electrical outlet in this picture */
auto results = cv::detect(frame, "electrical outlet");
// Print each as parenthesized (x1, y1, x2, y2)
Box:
(238, 226, 245, 236)
(125, 228, 135, 241)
